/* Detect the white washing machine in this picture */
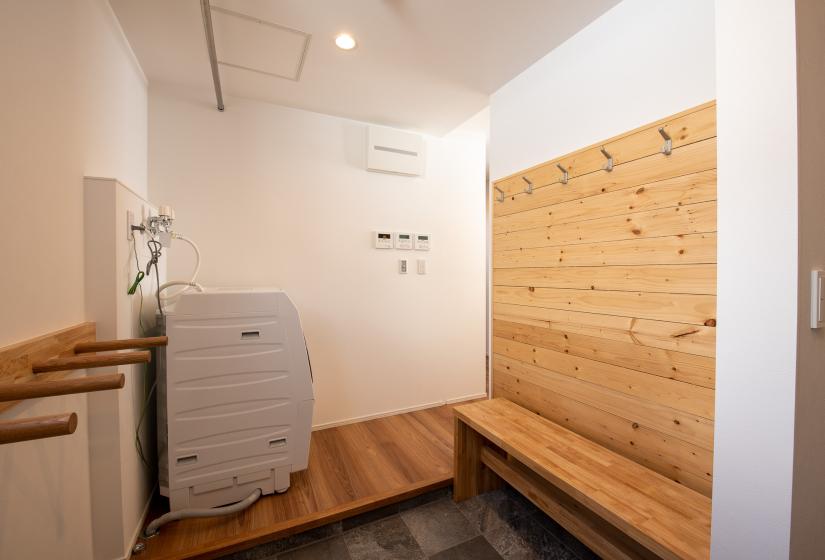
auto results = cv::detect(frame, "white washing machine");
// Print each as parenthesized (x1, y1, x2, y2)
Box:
(156, 288, 314, 511)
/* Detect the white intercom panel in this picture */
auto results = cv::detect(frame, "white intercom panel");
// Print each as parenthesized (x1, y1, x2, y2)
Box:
(395, 232, 414, 250)
(414, 234, 431, 251)
(374, 231, 393, 249)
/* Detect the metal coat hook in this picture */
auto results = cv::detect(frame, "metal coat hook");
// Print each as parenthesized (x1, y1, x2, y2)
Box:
(658, 127, 672, 155)
(494, 186, 505, 202)
(556, 163, 569, 185)
(522, 176, 533, 194)
(600, 147, 614, 172)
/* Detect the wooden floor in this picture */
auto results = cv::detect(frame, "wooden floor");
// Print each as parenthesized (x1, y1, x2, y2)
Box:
(140, 402, 463, 560)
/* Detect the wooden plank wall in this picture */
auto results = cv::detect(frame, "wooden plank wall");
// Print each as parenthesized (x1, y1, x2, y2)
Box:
(491, 102, 716, 497)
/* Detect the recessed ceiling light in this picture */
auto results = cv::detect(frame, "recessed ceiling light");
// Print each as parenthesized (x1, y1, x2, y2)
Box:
(335, 33, 356, 50)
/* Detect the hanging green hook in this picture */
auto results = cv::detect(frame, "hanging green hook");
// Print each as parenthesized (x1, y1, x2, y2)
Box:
(127, 271, 145, 295)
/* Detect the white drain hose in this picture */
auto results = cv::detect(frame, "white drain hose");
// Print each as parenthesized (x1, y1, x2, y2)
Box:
(157, 234, 202, 302)
(144, 488, 262, 537)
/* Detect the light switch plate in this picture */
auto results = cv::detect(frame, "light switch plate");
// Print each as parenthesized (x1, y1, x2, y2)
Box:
(399, 259, 408, 274)
(812, 269, 824, 328)
(127, 210, 135, 240)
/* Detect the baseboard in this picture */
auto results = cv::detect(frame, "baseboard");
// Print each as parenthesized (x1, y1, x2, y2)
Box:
(122, 483, 156, 560)
(312, 392, 488, 431)
(446, 392, 488, 405)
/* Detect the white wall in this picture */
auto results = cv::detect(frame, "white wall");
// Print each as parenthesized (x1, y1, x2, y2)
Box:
(489, 0, 715, 182)
(0, 1, 148, 558)
(712, 1, 799, 558)
(148, 84, 487, 428)
(84, 178, 163, 560)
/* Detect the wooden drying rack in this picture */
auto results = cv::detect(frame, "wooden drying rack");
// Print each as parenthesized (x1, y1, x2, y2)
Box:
(0, 322, 167, 444)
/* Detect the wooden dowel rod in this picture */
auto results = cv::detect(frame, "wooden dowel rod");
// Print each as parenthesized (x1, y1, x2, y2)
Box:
(74, 336, 168, 354)
(0, 412, 78, 444)
(0, 373, 125, 403)
(32, 351, 150, 374)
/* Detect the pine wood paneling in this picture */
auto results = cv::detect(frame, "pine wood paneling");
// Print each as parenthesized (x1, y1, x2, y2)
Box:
(493, 232, 716, 268)
(493, 336, 713, 418)
(493, 286, 716, 326)
(493, 354, 713, 450)
(492, 303, 716, 359)
(491, 102, 716, 497)
(495, 202, 716, 252)
(493, 319, 715, 388)
(493, 264, 717, 295)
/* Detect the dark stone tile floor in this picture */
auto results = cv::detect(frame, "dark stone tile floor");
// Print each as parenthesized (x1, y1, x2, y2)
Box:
(219, 485, 599, 560)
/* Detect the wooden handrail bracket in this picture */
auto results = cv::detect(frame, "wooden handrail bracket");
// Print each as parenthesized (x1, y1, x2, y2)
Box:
(0, 373, 125, 403)
(32, 350, 150, 374)
(0, 323, 163, 439)
(74, 336, 167, 354)
(0, 412, 78, 444)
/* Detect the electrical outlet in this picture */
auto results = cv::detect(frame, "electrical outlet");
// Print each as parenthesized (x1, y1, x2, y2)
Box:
(127, 210, 135, 240)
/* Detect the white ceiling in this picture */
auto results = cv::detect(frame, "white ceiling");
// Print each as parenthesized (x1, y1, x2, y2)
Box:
(110, 0, 619, 135)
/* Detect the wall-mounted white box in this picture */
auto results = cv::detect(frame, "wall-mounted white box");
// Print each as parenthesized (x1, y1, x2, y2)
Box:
(414, 233, 431, 251)
(374, 231, 393, 249)
(366, 126, 425, 176)
(395, 232, 414, 250)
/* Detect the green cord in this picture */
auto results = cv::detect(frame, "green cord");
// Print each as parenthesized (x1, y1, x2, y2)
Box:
(128, 271, 145, 295)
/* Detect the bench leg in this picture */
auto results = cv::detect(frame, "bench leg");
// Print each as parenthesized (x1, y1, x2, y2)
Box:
(454, 418, 502, 501)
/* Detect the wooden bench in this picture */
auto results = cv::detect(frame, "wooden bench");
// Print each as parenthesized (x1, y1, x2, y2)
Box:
(453, 398, 711, 560)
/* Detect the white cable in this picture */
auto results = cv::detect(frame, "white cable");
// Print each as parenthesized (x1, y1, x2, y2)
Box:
(158, 233, 202, 302)
(158, 280, 205, 294)
(143, 489, 262, 537)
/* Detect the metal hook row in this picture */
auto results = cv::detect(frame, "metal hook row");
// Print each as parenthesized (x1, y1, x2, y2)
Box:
(497, 127, 673, 202)
(658, 127, 672, 155)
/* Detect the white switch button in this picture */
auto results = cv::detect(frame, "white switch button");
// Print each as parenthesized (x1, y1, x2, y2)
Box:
(417, 259, 426, 274)
(399, 259, 408, 274)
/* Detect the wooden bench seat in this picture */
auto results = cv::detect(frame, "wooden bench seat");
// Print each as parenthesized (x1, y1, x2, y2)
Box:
(453, 398, 711, 560)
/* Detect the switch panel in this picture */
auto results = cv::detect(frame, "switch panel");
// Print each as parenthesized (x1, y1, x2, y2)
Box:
(399, 259, 408, 274)
(812, 269, 824, 328)
(374, 231, 393, 249)
(414, 233, 431, 251)
(417, 259, 426, 275)
(395, 232, 414, 250)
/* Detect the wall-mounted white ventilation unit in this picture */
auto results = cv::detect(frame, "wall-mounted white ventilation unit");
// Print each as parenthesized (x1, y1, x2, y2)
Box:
(366, 126, 426, 176)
